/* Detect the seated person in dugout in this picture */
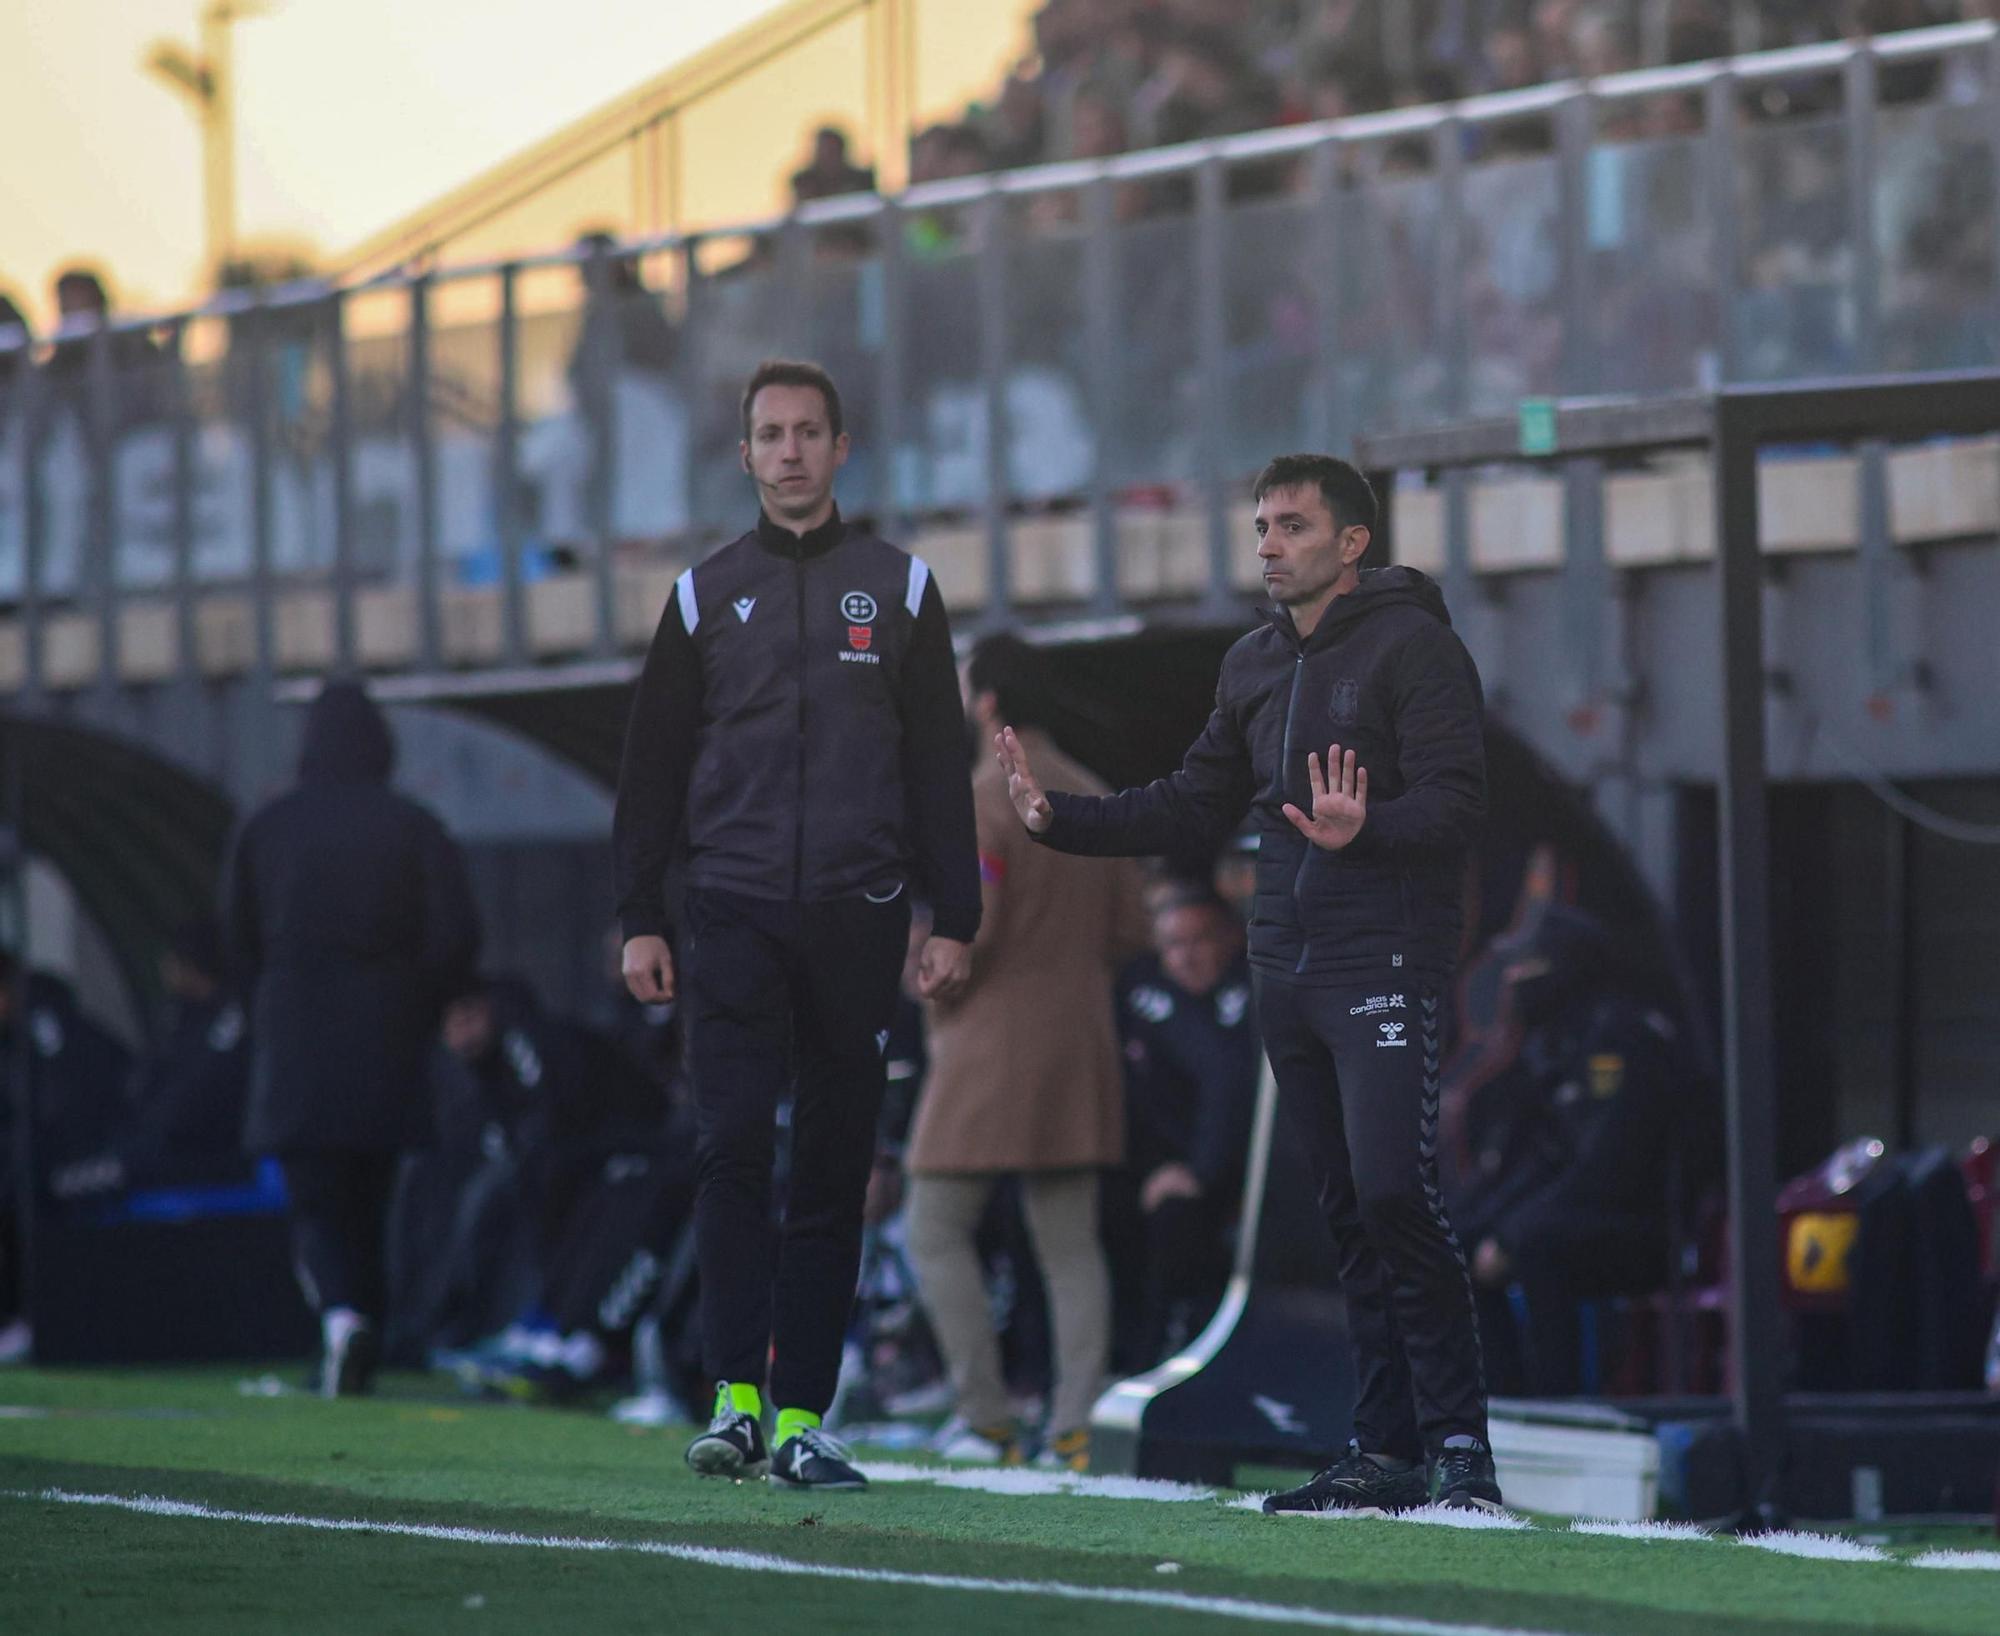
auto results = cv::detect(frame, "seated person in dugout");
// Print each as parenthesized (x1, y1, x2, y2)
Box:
(1106, 883, 1259, 1371)
(1449, 905, 1710, 1397)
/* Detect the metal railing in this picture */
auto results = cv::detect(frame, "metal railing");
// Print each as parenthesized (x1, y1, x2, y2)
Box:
(2, 23, 1997, 698)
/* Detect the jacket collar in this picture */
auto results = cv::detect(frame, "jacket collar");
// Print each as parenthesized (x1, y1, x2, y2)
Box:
(755, 504, 846, 559)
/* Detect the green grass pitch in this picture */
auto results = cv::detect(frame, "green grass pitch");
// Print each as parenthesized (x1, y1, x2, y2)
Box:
(3, 1367, 1995, 1634)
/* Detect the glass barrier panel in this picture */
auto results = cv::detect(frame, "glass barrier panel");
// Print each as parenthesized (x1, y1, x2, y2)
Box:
(183, 314, 254, 584)
(1223, 190, 1319, 478)
(1876, 96, 1998, 373)
(1107, 206, 1199, 492)
(513, 264, 592, 580)
(1339, 161, 1445, 435)
(1587, 130, 1720, 395)
(688, 235, 789, 536)
(803, 218, 885, 519)
(0, 356, 25, 602)
(1732, 111, 1855, 381)
(899, 227, 985, 512)
(429, 308, 504, 588)
(1460, 149, 1564, 416)
(1006, 194, 1093, 504)
(104, 330, 180, 590)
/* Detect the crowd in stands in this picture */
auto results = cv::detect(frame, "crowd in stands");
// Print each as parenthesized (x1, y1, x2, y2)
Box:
(881, 1, 1998, 193)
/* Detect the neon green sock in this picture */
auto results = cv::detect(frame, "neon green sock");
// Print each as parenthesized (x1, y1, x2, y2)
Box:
(716, 1382, 762, 1419)
(774, 1407, 821, 1447)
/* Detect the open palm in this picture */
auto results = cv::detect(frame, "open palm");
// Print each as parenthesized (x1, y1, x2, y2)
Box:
(1283, 745, 1368, 850)
(994, 727, 1053, 833)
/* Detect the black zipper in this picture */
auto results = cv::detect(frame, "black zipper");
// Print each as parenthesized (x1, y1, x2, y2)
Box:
(1280, 647, 1311, 975)
(793, 551, 808, 901)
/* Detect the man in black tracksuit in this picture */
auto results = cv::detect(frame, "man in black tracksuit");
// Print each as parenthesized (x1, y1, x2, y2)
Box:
(614, 359, 979, 1491)
(998, 453, 1501, 1513)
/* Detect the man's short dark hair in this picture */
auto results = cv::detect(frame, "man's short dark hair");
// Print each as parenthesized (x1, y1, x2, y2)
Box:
(967, 632, 1057, 730)
(1253, 454, 1377, 534)
(1149, 881, 1235, 922)
(741, 359, 843, 442)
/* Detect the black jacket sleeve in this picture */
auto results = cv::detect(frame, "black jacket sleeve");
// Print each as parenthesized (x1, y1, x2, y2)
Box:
(1035, 691, 1256, 859)
(899, 577, 981, 944)
(613, 593, 703, 941)
(1346, 620, 1486, 863)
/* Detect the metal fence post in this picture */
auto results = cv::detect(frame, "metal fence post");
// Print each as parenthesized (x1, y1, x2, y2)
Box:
(1083, 174, 1119, 615)
(1705, 71, 1740, 382)
(88, 321, 118, 701)
(583, 240, 618, 657)
(16, 359, 44, 704)
(1306, 135, 1343, 454)
(1434, 116, 1470, 421)
(169, 318, 197, 687)
(1712, 393, 1786, 1523)
(409, 277, 442, 671)
(327, 292, 357, 674)
(1196, 154, 1233, 614)
(876, 196, 910, 542)
(1844, 44, 1881, 374)
(497, 265, 526, 665)
(975, 189, 1012, 624)
(1557, 92, 1597, 395)
(246, 297, 275, 683)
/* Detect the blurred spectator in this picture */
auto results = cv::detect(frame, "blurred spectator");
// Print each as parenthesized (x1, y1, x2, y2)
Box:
(223, 680, 481, 1396)
(1450, 906, 1708, 1396)
(1107, 885, 1258, 1369)
(424, 974, 688, 1402)
(905, 634, 1151, 1471)
(48, 920, 252, 1201)
(0, 292, 29, 384)
(41, 267, 164, 430)
(789, 125, 875, 204)
(0, 955, 136, 1361)
(570, 232, 676, 383)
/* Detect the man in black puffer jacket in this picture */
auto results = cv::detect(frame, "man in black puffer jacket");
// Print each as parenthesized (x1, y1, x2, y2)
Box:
(224, 681, 481, 1395)
(998, 453, 1500, 1515)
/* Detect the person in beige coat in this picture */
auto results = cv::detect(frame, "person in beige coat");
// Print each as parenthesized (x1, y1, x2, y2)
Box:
(906, 635, 1151, 1470)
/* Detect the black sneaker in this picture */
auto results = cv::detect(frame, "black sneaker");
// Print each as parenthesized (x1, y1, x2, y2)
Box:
(770, 1427, 868, 1491)
(686, 1397, 770, 1480)
(1262, 1441, 1429, 1516)
(1432, 1438, 1505, 1512)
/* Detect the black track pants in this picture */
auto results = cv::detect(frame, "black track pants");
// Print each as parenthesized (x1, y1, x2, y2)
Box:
(280, 1150, 400, 1322)
(1256, 976, 1488, 1459)
(681, 887, 910, 1414)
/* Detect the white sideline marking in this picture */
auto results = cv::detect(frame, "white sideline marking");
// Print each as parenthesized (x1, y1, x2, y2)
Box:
(1569, 1519, 1712, 1543)
(856, 1462, 1213, 1503)
(1739, 1530, 1891, 1564)
(1911, 1550, 2000, 1571)
(10, 1486, 1574, 1636)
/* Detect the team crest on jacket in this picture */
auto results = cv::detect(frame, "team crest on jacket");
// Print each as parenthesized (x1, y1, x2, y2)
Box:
(848, 624, 873, 651)
(1330, 676, 1360, 723)
(840, 590, 879, 623)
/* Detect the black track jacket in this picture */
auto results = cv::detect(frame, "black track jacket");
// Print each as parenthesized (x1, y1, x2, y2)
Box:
(614, 508, 981, 944)
(1038, 567, 1485, 985)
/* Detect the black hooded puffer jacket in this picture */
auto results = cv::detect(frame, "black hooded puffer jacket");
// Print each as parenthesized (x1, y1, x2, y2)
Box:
(1038, 567, 1486, 985)
(223, 682, 481, 1153)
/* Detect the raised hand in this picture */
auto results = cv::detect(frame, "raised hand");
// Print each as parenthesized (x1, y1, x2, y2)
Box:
(622, 934, 675, 1003)
(994, 726, 1053, 834)
(1282, 744, 1368, 851)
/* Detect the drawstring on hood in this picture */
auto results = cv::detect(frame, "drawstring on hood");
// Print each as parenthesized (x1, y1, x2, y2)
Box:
(298, 680, 395, 785)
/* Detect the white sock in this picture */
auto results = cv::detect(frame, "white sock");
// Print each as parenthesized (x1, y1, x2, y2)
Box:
(322, 1306, 365, 1355)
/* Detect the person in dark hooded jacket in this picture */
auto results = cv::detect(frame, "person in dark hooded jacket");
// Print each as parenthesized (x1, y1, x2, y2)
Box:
(222, 680, 480, 1394)
(998, 454, 1500, 1515)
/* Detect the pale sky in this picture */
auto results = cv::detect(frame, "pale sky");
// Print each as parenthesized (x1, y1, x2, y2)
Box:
(0, 0, 1030, 328)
